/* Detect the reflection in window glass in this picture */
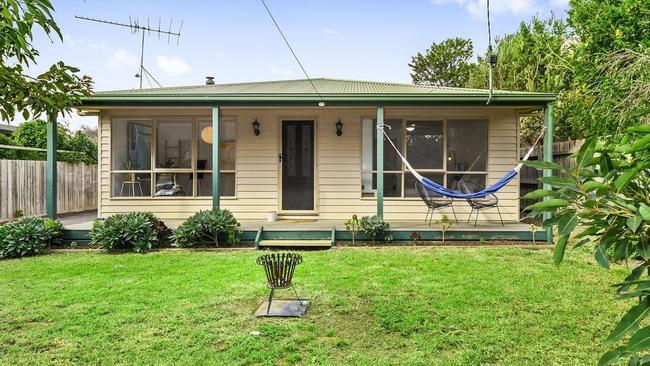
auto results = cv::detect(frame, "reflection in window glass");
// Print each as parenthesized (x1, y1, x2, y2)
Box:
(404, 173, 444, 197)
(447, 120, 487, 171)
(197, 119, 236, 171)
(154, 173, 193, 197)
(446, 173, 487, 191)
(112, 173, 151, 197)
(373, 119, 403, 171)
(406, 121, 443, 169)
(196, 173, 236, 197)
(372, 173, 401, 197)
(156, 120, 192, 169)
(112, 120, 151, 170)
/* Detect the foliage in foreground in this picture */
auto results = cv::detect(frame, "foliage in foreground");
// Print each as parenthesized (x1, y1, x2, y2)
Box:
(0, 0, 92, 122)
(173, 209, 240, 247)
(524, 123, 650, 366)
(359, 215, 392, 244)
(6, 119, 98, 164)
(90, 212, 170, 253)
(0, 217, 62, 259)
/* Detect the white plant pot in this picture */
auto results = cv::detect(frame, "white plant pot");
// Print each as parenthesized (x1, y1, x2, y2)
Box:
(266, 211, 278, 222)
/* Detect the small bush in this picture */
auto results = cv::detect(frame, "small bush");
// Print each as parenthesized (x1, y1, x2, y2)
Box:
(0, 217, 63, 259)
(90, 212, 167, 253)
(173, 209, 240, 247)
(360, 216, 392, 244)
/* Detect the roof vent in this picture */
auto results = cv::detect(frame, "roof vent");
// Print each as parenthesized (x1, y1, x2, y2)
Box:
(205, 76, 215, 85)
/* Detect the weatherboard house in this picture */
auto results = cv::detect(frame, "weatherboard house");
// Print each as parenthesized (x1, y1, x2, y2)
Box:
(67, 78, 555, 242)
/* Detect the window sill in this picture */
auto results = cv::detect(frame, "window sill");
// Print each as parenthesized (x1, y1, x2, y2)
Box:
(109, 196, 238, 200)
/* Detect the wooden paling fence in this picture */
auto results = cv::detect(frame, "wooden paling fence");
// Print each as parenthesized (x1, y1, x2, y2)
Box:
(0, 159, 97, 221)
(519, 140, 584, 214)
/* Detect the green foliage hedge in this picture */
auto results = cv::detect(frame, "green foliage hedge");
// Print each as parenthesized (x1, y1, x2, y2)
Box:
(90, 212, 170, 253)
(173, 209, 240, 247)
(0, 217, 63, 259)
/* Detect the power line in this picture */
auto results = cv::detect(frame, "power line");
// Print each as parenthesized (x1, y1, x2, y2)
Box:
(259, 0, 324, 101)
(486, 0, 495, 105)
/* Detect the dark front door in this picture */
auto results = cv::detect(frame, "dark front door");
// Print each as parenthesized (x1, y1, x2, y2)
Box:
(281, 121, 314, 211)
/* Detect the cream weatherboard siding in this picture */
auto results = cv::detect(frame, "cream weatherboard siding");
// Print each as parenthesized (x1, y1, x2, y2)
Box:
(97, 107, 520, 225)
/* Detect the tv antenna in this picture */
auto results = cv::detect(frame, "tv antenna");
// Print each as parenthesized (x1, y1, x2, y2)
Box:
(75, 15, 183, 89)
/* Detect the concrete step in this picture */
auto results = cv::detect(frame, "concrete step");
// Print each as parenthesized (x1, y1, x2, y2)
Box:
(258, 239, 331, 247)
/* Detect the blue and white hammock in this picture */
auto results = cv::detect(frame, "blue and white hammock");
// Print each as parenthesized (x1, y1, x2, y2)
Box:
(380, 125, 547, 199)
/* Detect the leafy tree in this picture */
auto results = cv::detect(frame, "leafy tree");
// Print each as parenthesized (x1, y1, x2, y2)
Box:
(566, 0, 650, 138)
(522, 45, 650, 365)
(466, 16, 575, 144)
(524, 122, 650, 365)
(409, 37, 476, 87)
(0, 133, 18, 159)
(0, 0, 92, 122)
(11, 119, 97, 164)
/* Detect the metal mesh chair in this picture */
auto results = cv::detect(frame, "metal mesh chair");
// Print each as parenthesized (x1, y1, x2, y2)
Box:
(415, 181, 458, 226)
(257, 252, 304, 314)
(458, 180, 504, 227)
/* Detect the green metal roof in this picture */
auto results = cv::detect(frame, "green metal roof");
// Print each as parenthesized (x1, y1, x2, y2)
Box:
(81, 78, 556, 107)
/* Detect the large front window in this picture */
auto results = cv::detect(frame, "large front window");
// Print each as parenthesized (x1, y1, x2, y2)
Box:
(361, 118, 487, 198)
(111, 117, 236, 198)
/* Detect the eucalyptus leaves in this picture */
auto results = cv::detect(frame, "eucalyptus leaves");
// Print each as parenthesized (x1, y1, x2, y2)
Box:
(523, 124, 650, 366)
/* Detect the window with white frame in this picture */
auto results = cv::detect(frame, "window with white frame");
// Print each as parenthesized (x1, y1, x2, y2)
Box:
(360, 118, 487, 198)
(111, 117, 236, 198)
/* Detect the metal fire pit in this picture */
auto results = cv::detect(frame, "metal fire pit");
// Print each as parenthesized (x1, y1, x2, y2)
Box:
(255, 252, 308, 317)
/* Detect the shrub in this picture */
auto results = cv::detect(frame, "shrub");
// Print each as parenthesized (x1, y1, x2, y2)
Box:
(90, 212, 167, 253)
(0, 217, 63, 259)
(344, 214, 361, 245)
(360, 216, 392, 244)
(173, 209, 240, 247)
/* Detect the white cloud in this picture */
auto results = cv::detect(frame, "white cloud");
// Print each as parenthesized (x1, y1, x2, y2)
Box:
(156, 56, 192, 77)
(106, 49, 137, 71)
(322, 27, 343, 38)
(431, 0, 541, 17)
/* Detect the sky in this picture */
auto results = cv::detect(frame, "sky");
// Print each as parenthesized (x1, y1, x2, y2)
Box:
(26, 0, 569, 130)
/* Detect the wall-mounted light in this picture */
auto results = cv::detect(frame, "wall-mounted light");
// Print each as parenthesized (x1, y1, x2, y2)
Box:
(335, 118, 343, 136)
(447, 151, 456, 161)
(252, 118, 261, 136)
(406, 123, 415, 132)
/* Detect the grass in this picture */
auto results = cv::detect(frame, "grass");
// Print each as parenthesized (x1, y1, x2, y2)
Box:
(0, 248, 629, 365)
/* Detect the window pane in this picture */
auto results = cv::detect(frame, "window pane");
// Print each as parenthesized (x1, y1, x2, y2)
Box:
(406, 121, 443, 169)
(404, 173, 444, 197)
(197, 119, 236, 171)
(156, 120, 192, 169)
(112, 173, 151, 197)
(372, 119, 402, 171)
(154, 173, 193, 197)
(447, 120, 487, 171)
(373, 173, 402, 197)
(446, 173, 487, 191)
(196, 173, 235, 197)
(112, 120, 151, 170)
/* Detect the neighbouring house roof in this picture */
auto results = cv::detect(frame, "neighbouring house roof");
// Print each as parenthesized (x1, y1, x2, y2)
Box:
(79, 78, 556, 108)
(0, 124, 16, 136)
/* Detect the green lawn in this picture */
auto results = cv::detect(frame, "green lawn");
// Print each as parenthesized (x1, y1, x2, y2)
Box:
(0, 248, 629, 365)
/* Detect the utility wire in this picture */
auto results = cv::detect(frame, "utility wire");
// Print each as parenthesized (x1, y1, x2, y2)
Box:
(486, 0, 494, 105)
(260, 0, 324, 101)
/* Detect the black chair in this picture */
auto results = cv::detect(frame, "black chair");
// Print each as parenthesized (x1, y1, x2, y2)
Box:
(415, 181, 458, 226)
(458, 180, 504, 227)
